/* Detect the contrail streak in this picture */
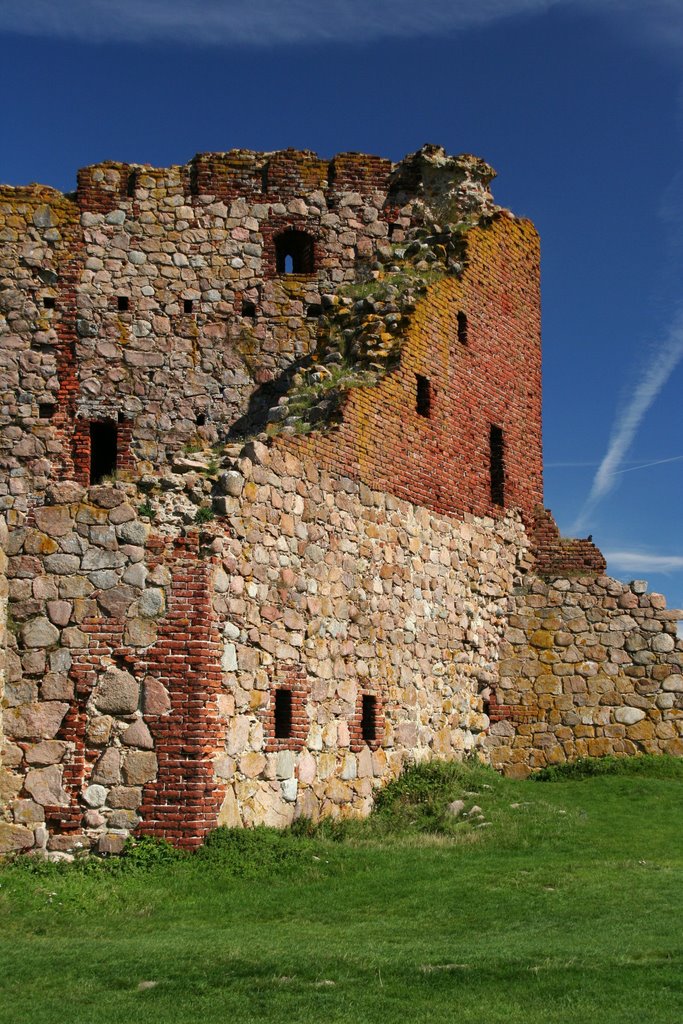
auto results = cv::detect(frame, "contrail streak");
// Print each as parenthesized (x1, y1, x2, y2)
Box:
(546, 455, 683, 471)
(572, 307, 683, 534)
(614, 453, 683, 475)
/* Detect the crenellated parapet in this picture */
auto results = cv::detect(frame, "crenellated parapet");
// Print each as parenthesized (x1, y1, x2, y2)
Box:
(0, 145, 506, 511)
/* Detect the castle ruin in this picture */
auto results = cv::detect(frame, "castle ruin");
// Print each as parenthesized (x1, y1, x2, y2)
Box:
(0, 144, 681, 855)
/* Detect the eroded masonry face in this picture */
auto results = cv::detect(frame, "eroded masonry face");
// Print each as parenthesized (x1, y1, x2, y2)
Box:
(0, 145, 681, 856)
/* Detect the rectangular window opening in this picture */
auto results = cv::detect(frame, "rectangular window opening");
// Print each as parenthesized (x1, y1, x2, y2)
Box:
(183, 299, 194, 314)
(361, 694, 378, 744)
(39, 403, 56, 420)
(416, 374, 431, 418)
(89, 420, 118, 485)
(457, 311, 468, 345)
(117, 296, 130, 312)
(43, 296, 56, 310)
(242, 300, 257, 318)
(490, 424, 505, 506)
(306, 303, 322, 319)
(274, 688, 293, 740)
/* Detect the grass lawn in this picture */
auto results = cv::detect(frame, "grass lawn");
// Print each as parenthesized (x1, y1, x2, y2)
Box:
(1, 756, 682, 1024)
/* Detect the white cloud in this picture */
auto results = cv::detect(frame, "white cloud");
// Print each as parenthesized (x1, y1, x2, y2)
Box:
(0, 0, 541, 45)
(604, 549, 683, 574)
(0, 0, 680, 48)
(571, 307, 683, 534)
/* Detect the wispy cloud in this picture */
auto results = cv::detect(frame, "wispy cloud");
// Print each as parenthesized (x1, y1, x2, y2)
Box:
(0, 0, 548, 46)
(571, 307, 683, 534)
(604, 549, 683, 574)
(0, 0, 680, 48)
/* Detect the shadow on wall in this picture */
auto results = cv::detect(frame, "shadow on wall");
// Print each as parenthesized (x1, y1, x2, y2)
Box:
(228, 359, 308, 439)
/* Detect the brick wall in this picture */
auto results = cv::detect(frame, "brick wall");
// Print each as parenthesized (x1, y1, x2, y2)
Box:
(283, 215, 544, 522)
(530, 507, 606, 576)
(0, 146, 502, 515)
(137, 541, 225, 849)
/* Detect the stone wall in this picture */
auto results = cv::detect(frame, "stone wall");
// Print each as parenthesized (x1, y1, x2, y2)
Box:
(0, 444, 532, 854)
(2, 142, 682, 857)
(0, 518, 8, 844)
(1, 481, 169, 854)
(207, 441, 530, 831)
(0, 146, 501, 509)
(486, 575, 683, 776)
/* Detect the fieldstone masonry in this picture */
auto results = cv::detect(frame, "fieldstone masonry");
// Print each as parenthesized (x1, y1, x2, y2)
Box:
(0, 144, 681, 855)
(486, 576, 683, 773)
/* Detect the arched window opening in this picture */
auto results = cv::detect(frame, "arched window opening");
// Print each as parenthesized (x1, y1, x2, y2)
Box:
(275, 230, 315, 275)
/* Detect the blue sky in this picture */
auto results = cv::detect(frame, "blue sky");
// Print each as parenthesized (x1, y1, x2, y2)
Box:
(1, 0, 682, 610)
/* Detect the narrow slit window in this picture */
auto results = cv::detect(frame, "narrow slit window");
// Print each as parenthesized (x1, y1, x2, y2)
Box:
(490, 424, 505, 506)
(275, 230, 315, 275)
(416, 374, 431, 418)
(43, 296, 56, 310)
(183, 299, 194, 314)
(274, 688, 293, 740)
(39, 403, 55, 420)
(361, 694, 378, 744)
(457, 311, 468, 345)
(89, 421, 118, 484)
(117, 296, 130, 312)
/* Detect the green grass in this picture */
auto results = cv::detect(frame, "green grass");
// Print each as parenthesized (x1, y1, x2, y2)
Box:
(1, 757, 682, 1023)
